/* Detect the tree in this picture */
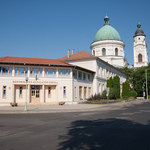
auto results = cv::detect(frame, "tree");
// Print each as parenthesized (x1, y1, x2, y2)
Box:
(119, 63, 150, 96)
(106, 75, 120, 98)
(107, 77, 113, 88)
(119, 67, 134, 88)
(113, 75, 120, 98)
(122, 81, 129, 98)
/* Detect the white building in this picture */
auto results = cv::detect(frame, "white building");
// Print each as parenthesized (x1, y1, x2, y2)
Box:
(60, 50, 126, 97)
(0, 50, 126, 105)
(90, 15, 128, 67)
(0, 15, 129, 105)
(133, 22, 148, 68)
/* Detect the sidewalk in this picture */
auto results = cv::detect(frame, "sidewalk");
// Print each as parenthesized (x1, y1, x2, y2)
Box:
(0, 99, 149, 114)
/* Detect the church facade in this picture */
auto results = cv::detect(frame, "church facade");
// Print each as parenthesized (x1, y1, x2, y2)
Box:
(90, 15, 128, 67)
(90, 15, 148, 68)
(133, 22, 148, 68)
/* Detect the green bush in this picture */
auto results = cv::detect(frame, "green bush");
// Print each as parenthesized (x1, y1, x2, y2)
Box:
(109, 88, 118, 99)
(88, 93, 105, 101)
(148, 95, 150, 99)
(129, 90, 137, 98)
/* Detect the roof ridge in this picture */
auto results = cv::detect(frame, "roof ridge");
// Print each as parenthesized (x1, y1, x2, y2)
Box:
(59, 50, 96, 61)
(0, 56, 69, 66)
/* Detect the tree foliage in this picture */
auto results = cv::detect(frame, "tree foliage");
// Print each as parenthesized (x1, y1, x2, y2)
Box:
(119, 67, 134, 88)
(119, 63, 150, 96)
(107, 75, 120, 98)
(107, 77, 113, 88)
(122, 81, 129, 98)
(113, 75, 120, 98)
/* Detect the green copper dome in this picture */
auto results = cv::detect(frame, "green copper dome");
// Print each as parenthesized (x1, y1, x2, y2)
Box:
(94, 16, 121, 42)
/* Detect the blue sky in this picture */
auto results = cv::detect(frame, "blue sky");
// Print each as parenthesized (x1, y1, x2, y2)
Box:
(0, 0, 150, 65)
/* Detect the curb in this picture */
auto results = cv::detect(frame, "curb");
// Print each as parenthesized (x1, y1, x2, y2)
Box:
(0, 99, 148, 114)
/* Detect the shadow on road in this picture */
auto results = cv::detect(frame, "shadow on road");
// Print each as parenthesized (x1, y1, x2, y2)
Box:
(58, 118, 150, 150)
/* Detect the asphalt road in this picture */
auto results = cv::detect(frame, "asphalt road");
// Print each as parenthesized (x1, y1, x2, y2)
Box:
(0, 101, 150, 150)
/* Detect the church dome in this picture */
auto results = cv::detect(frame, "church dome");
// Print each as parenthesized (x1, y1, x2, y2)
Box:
(94, 15, 121, 42)
(134, 22, 145, 37)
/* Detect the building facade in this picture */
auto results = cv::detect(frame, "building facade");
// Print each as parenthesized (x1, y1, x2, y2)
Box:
(60, 50, 126, 98)
(133, 22, 148, 68)
(0, 15, 129, 105)
(0, 51, 126, 105)
(0, 56, 94, 105)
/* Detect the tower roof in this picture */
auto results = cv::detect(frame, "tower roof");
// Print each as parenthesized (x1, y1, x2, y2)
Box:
(94, 15, 121, 42)
(134, 22, 145, 37)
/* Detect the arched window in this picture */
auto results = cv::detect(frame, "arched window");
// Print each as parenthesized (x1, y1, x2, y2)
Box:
(138, 54, 142, 62)
(102, 48, 106, 56)
(115, 48, 118, 56)
(99, 83, 101, 94)
(93, 50, 95, 56)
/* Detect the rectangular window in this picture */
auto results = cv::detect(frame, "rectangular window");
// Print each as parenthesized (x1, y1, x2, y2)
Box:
(45, 68, 56, 77)
(48, 69, 53, 77)
(89, 87, 91, 98)
(18, 68, 25, 76)
(19, 87, 23, 98)
(34, 68, 39, 77)
(63, 86, 66, 97)
(73, 70, 77, 79)
(87, 74, 91, 82)
(25, 68, 28, 76)
(59, 69, 61, 77)
(84, 87, 87, 99)
(83, 73, 86, 81)
(30, 68, 33, 76)
(62, 70, 67, 77)
(15, 68, 28, 77)
(9, 67, 12, 76)
(48, 87, 51, 98)
(79, 86, 82, 100)
(102, 68, 104, 77)
(3, 86, 6, 98)
(74, 87, 77, 98)
(2, 67, 8, 76)
(44, 69, 47, 77)
(68, 69, 70, 77)
(1, 67, 12, 76)
(54, 69, 56, 77)
(78, 71, 82, 80)
(40, 68, 42, 77)
(59, 69, 70, 77)
(30, 68, 43, 77)
(15, 67, 17, 76)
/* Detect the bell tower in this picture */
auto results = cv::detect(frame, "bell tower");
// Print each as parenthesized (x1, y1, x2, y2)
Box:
(133, 22, 148, 67)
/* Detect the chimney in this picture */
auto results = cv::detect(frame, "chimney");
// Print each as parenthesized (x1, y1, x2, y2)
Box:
(72, 49, 74, 55)
(67, 49, 70, 58)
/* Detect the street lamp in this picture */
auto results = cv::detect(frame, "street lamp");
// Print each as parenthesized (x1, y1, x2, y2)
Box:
(25, 77, 28, 111)
(142, 82, 145, 99)
(145, 69, 150, 100)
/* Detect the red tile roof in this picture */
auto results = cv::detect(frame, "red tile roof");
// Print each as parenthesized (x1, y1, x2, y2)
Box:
(59, 51, 96, 61)
(0, 56, 70, 66)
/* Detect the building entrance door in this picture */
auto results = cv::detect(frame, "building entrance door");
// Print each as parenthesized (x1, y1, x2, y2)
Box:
(31, 85, 40, 102)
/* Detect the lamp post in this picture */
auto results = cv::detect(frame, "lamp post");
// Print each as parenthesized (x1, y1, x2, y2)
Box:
(25, 77, 28, 111)
(145, 69, 150, 100)
(142, 82, 145, 99)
